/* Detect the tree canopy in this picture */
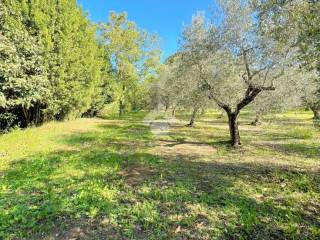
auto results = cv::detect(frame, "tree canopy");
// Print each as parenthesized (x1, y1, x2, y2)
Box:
(0, 1, 160, 131)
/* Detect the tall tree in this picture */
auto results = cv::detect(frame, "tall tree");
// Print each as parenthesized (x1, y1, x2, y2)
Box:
(179, 13, 214, 127)
(0, 2, 49, 130)
(101, 12, 160, 117)
(0, 0, 106, 131)
(13, 0, 105, 119)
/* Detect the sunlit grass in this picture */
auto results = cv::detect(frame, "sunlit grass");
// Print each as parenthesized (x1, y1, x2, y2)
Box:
(0, 110, 319, 239)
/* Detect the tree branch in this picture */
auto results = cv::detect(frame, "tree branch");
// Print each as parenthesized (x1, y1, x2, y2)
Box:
(237, 88, 261, 111)
(237, 84, 275, 112)
(242, 48, 252, 82)
(201, 77, 231, 112)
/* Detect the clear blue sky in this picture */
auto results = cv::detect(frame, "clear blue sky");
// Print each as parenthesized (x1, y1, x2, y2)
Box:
(77, 0, 216, 60)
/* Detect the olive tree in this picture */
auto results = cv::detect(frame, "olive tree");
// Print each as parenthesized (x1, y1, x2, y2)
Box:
(256, 0, 320, 119)
(301, 77, 320, 120)
(175, 57, 212, 127)
(156, 54, 183, 115)
(173, 12, 214, 127)
(159, 49, 212, 126)
(182, 1, 295, 146)
(251, 67, 316, 124)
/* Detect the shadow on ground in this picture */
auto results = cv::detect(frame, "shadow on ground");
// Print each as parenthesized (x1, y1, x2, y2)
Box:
(0, 113, 319, 239)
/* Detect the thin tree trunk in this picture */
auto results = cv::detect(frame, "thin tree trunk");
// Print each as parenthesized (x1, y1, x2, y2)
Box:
(119, 84, 126, 118)
(172, 107, 176, 117)
(186, 108, 198, 127)
(35, 104, 40, 125)
(227, 112, 241, 147)
(22, 107, 30, 127)
(165, 103, 169, 112)
(251, 113, 261, 125)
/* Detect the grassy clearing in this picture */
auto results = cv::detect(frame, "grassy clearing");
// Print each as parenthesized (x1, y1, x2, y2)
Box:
(0, 110, 319, 239)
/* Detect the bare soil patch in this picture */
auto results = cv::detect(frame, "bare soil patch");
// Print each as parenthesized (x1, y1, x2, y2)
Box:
(119, 165, 156, 186)
(153, 140, 217, 158)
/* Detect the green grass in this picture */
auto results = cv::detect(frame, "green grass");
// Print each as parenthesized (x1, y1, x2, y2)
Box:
(0, 110, 319, 239)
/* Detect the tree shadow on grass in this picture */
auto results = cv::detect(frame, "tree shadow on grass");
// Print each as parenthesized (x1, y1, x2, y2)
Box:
(101, 111, 148, 121)
(0, 151, 76, 238)
(0, 119, 319, 239)
(252, 141, 320, 159)
(263, 117, 314, 127)
(0, 148, 131, 239)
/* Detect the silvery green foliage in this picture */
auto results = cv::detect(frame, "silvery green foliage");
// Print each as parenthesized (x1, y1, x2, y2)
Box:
(178, 12, 214, 111)
(301, 76, 320, 115)
(256, 0, 320, 71)
(214, 1, 291, 110)
(158, 13, 214, 114)
(180, 0, 297, 113)
(0, 93, 6, 108)
(256, 0, 320, 116)
(157, 55, 185, 110)
(165, 0, 305, 145)
(252, 68, 318, 116)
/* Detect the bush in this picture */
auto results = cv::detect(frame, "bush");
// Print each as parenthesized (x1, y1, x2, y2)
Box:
(100, 102, 120, 118)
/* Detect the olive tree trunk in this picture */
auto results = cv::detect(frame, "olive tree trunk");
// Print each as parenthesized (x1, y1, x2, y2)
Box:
(227, 111, 241, 146)
(172, 107, 176, 117)
(206, 47, 276, 147)
(165, 104, 169, 112)
(186, 108, 198, 127)
(311, 106, 320, 120)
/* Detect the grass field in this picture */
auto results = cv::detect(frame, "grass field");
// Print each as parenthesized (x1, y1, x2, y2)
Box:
(0, 110, 319, 239)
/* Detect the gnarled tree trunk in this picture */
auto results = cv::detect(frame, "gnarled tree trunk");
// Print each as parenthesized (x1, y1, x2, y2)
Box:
(227, 111, 241, 147)
(205, 47, 276, 147)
